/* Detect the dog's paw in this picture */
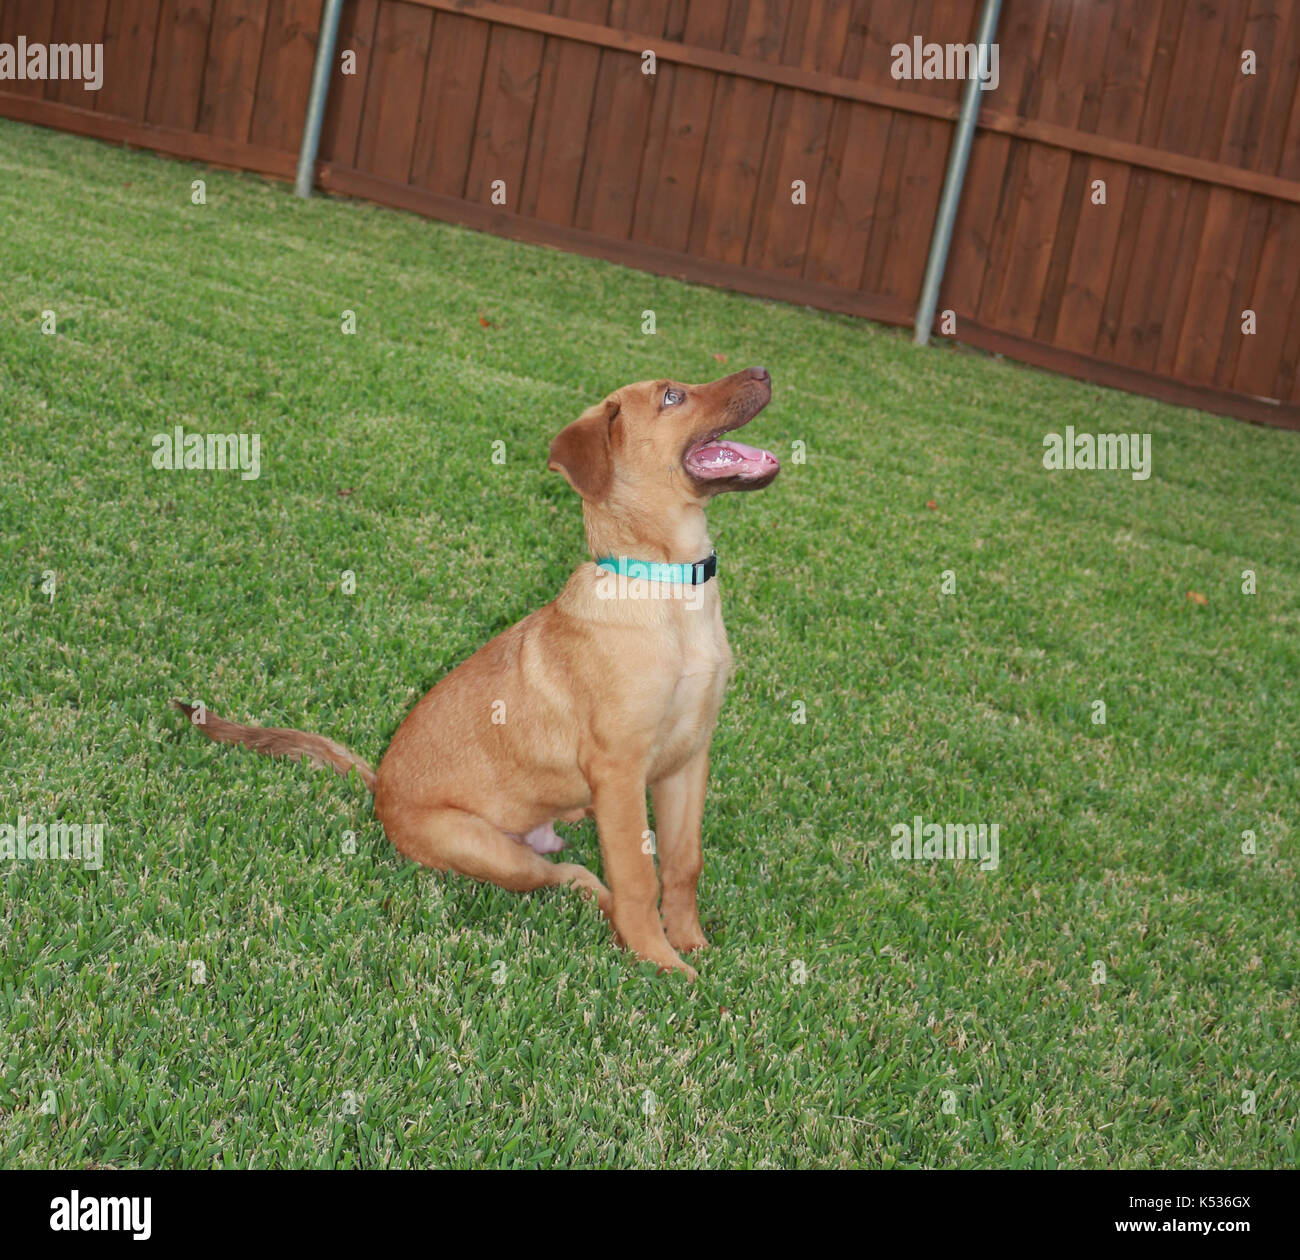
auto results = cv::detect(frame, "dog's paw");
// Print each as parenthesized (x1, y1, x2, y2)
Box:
(654, 954, 698, 981)
(618, 937, 697, 980)
(665, 921, 710, 954)
(555, 863, 611, 915)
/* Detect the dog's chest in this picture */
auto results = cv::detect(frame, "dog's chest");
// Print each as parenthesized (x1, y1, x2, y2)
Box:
(650, 610, 733, 776)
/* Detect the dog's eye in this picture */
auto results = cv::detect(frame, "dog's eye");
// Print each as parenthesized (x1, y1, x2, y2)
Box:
(664, 388, 684, 406)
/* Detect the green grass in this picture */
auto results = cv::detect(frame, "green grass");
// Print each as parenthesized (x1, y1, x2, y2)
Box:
(1, 118, 1296, 1170)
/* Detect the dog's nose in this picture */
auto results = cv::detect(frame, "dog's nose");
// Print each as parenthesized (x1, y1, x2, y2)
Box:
(748, 366, 770, 383)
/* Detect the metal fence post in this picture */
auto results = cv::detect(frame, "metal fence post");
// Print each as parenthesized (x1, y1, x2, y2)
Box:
(913, 0, 1002, 345)
(295, 0, 346, 199)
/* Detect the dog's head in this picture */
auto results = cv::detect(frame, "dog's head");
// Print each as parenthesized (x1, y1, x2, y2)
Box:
(548, 367, 779, 510)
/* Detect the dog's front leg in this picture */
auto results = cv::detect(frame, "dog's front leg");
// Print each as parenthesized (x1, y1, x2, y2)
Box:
(589, 760, 695, 979)
(650, 748, 710, 954)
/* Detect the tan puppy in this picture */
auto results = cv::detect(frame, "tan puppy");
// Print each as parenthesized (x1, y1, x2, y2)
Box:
(175, 367, 779, 978)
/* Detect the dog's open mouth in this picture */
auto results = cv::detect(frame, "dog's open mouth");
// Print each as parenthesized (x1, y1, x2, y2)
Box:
(683, 437, 780, 481)
(680, 371, 780, 487)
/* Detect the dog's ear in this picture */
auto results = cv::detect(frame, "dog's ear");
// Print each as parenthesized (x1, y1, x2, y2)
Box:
(548, 396, 619, 501)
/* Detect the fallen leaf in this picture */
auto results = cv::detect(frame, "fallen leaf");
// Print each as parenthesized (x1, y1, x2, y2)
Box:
(712, 352, 728, 363)
(926, 499, 937, 510)
(478, 313, 494, 328)
(1186, 590, 1208, 605)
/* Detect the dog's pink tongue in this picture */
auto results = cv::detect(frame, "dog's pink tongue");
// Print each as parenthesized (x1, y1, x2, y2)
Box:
(692, 439, 780, 478)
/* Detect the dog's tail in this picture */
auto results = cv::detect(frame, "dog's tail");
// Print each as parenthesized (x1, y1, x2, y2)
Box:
(170, 700, 377, 793)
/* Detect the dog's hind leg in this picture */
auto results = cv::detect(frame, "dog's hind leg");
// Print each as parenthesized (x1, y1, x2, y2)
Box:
(381, 804, 610, 914)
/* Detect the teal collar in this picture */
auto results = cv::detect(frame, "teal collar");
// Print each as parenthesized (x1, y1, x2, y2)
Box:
(595, 551, 718, 586)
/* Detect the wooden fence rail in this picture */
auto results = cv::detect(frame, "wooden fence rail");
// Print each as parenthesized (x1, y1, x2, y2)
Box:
(2, 0, 1298, 428)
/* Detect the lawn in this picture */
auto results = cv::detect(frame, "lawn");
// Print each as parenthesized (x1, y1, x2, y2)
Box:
(0, 118, 1296, 1170)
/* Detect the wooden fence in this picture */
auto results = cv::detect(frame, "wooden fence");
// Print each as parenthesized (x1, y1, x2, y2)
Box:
(2, 0, 1298, 428)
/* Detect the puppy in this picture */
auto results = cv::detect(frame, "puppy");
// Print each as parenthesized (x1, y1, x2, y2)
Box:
(175, 367, 779, 977)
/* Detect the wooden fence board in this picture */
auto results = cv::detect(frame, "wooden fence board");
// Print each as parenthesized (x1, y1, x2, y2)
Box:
(1092, 0, 1183, 368)
(1014, 1, 1115, 342)
(46, 0, 110, 108)
(1284, 282, 1300, 403)
(356, 0, 434, 182)
(1, 0, 56, 101)
(1031, 1, 1116, 345)
(247, 0, 318, 153)
(145, 1, 214, 133)
(463, 1, 546, 209)
(745, 0, 849, 276)
(875, 0, 973, 302)
(406, 9, 488, 197)
(319, 0, 379, 168)
(940, 0, 1051, 329)
(1050, 3, 1162, 357)
(516, 0, 605, 224)
(686, 1, 783, 264)
(1235, 201, 1300, 397)
(198, 0, 269, 143)
(630, 0, 727, 253)
(1125, 2, 1246, 377)
(571, 1, 669, 239)
(1252, 0, 1300, 176)
(97, 0, 163, 122)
